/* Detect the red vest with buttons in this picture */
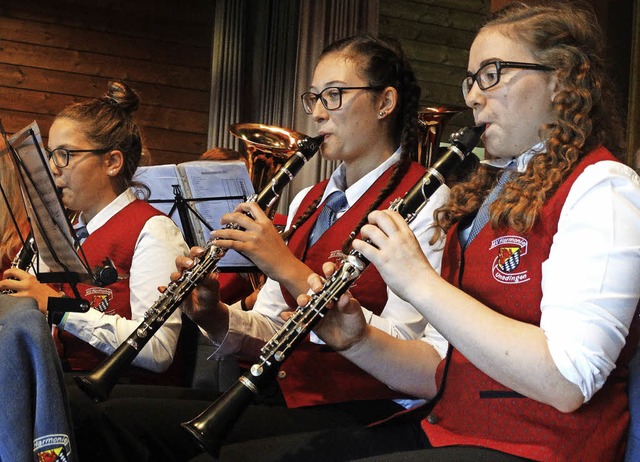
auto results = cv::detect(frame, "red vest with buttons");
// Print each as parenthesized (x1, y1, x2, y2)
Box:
(278, 161, 426, 408)
(58, 200, 181, 384)
(424, 147, 639, 461)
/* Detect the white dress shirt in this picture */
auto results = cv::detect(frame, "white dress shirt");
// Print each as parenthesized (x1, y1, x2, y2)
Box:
(59, 189, 189, 373)
(210, 151, 449, 362)
(422, 148, 640, 401)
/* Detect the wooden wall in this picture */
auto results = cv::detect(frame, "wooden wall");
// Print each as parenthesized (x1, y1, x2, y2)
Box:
(0, 0, 214, 166)
(378, 0, 490, 136)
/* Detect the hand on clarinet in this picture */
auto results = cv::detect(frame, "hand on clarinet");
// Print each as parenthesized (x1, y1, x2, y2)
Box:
(353, 209, 438, 302)
(0, 268, 61, 313)
(171, 246, 228, 336)
(213, 202, 298, 281)
(292, 262, 369, 353)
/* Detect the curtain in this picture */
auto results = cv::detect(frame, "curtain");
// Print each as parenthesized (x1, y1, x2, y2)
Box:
(207, 0, 245, 150)
(208, 0, 301, 150)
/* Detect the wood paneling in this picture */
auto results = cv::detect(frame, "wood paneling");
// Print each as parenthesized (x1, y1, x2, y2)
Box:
(0, 0, 214, 165)
(379, 0, 490, 137)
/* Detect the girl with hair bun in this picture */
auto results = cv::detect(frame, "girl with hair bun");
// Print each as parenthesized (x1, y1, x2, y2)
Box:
(0, 81, 188, 381)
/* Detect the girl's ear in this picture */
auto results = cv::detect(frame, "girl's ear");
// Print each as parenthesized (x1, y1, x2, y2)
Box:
(549, 71, 562, 101)
(105, 150, 124, 177)
(377, 86, 398, 119)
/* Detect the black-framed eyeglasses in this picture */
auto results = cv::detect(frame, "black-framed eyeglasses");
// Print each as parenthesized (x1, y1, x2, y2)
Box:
(301, 86, 385, 114)
(45, 147, 112, 168)
(462, 61, 555, 98)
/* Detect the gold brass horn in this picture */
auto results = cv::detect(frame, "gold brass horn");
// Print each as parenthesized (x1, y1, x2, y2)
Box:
(417, 106, 466, 168)
(228, 123, 311, 291)
(230, 123, 308, 208)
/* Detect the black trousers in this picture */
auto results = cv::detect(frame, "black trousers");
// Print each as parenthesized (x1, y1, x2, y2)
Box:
(69, 381, 532, 462)
(187, 418, 531, 462)
(68, 382, 405, 462)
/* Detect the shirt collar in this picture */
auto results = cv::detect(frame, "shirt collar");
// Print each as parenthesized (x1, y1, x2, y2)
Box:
(80, 189, 136, 234)
(323, 147, 402, 206)
(481, 141, 546, 173)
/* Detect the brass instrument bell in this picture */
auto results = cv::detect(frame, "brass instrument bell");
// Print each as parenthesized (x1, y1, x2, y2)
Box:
(417, 106, 466, 167)
(230, 123, 308, 200)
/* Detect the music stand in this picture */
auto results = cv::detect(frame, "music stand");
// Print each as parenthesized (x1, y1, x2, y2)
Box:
(148, 185, 244, 249)
(1, 121, 117, 318)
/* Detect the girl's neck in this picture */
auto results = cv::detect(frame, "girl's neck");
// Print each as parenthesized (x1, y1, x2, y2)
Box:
(343, 143, 396, 188)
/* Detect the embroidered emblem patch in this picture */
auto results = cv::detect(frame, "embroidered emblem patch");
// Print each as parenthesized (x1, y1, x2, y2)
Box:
(489, 235, 530, 284)
(34, 434, 71, 462)
(85, 287, 114, 314)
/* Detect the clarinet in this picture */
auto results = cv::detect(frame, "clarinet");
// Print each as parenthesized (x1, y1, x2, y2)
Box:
(1, 232, 37, 294)
(181, 124, 486, 456)
(74, 134, 324, 403)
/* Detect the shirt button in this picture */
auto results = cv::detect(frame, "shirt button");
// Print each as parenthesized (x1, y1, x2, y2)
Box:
(277, 370, 287, 379)
(427, 413, 439, 424)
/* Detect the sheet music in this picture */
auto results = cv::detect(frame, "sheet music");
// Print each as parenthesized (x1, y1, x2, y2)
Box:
(8, 122, 91, 281)
(132, 164, 187, 236)
(133, 160, 256, 270)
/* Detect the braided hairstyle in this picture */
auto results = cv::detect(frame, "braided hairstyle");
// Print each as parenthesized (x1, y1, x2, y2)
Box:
(433, 1, 626, 238)
(282, 34, 421, 253)
(55, 80, 148, 197)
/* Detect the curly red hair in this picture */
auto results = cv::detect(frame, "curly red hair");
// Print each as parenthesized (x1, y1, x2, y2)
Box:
(432, 1, 626, 241)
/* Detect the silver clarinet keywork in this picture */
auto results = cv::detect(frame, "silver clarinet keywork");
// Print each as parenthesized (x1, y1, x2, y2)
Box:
(73, 128, 323, 403)
(181, 124, 486, 456)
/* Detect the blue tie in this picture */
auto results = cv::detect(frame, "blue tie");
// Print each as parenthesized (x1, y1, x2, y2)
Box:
(74, 224, 89, 249)
(464, 167, 515, 248)
(308, 190, 348, 246)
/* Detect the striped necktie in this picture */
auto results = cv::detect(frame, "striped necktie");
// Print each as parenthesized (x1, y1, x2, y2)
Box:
(74, 224, 89, 250)
(308, 190, 348, 246)
(464, 167, 516, 248)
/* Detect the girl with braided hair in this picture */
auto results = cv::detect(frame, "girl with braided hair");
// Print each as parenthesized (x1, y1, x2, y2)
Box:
(277, 2, 639, 461)
(0, 81, 188, 381)
(79, 34, 449, 462)
(183, 33, 447, 420)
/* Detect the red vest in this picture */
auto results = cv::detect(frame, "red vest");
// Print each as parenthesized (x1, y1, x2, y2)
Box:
(425, 148, 639, 461)
(277, 161, 427, 408)
(59, 200, 181, 384)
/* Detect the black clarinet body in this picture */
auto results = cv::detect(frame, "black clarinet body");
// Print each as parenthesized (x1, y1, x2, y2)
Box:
(181, 124, 486, 456)
(74, 134, 324, 403)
